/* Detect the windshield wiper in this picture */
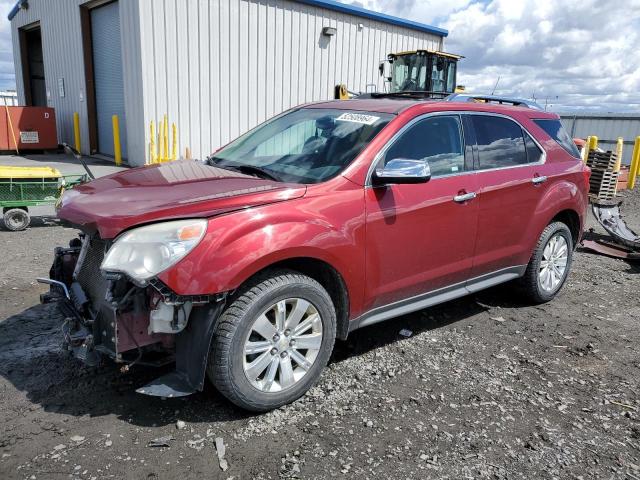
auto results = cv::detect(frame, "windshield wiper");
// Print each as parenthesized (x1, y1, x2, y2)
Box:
(206, 156, 282, 182)
(233, 165, 282, 182)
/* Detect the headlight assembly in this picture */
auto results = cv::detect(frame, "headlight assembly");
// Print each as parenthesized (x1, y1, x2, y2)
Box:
(100, 219, 207, 284)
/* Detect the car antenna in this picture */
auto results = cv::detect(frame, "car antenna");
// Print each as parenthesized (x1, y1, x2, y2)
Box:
(491, 76, 501, 95)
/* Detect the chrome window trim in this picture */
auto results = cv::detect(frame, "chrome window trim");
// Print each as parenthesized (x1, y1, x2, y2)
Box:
(365, 110, 547, 187)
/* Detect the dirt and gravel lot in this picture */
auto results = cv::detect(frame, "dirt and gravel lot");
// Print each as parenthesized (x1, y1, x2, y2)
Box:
(1, 189, 639, 480)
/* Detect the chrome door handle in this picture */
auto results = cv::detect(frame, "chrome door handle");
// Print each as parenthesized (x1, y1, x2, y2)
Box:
(453, 192, 477, 203)
(532, 175, 548, 185)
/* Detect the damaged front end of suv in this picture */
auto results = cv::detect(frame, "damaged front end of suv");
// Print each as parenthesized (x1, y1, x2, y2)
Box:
(40, 219, 226, 398)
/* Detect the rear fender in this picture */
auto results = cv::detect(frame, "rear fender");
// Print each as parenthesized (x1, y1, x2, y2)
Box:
(527, 178, 587, 255)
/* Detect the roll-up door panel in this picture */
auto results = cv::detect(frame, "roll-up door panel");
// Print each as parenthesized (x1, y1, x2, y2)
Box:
(91, 1, 127, 158)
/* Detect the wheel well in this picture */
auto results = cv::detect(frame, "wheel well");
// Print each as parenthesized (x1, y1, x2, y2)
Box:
(550, 209, 581, 245)
(249, 258, 350, 341)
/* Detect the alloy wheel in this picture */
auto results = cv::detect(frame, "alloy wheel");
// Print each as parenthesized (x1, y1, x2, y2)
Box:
(538, 233, 569, 293)
(243, 298, 323, 393)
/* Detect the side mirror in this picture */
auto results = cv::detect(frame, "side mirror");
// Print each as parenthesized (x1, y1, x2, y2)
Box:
(372, 158, 431, 186)
(379, 60, 391, 81)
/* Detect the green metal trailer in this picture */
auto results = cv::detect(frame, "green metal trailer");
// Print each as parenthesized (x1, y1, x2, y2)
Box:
(0, 168, 87, 231)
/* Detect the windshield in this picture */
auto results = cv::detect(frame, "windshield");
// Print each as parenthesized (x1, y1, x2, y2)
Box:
(391, 54, 428, 92)
(210, 108, 393, 184)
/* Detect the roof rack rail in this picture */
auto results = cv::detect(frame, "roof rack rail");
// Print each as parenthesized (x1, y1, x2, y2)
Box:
(367, 90, 450, 100)
(445, 93, 543, 110)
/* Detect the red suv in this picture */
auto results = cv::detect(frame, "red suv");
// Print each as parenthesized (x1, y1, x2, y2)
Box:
(46, 99, 589, 411)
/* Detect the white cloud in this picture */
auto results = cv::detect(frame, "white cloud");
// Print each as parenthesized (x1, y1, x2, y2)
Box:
(345, 0, 640, 112)
(350, 0, 473, 24)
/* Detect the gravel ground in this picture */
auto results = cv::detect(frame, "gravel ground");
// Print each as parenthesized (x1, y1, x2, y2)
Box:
(0, 189, 639, 480)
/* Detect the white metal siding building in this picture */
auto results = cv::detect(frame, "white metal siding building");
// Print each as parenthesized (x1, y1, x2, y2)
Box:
(9, 0, 448, 166)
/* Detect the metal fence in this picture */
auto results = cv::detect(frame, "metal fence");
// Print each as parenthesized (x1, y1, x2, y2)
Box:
(560, 113, 640, 165)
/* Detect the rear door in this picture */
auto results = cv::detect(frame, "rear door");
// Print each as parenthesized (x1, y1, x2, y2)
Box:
(467, 114, 547, 278)
(364, 114, 479, 309)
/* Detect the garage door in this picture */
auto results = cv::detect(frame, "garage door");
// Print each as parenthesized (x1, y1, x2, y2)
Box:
(91, 1, 126, 158)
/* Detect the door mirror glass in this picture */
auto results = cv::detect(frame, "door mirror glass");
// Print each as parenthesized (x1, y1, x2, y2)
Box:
(372, 158, 431, 186)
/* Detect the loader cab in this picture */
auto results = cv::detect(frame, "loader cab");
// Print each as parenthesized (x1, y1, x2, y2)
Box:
(381, 50, 463, 97)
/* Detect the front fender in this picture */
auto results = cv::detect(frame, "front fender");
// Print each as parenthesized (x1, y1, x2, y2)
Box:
(158, 189, 366, 316)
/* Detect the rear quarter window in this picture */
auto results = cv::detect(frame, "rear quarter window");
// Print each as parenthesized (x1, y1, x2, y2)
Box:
(533, 119, 580, 158)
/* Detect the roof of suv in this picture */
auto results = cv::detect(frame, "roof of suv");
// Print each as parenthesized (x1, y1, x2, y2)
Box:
(306, 98, 560, 119)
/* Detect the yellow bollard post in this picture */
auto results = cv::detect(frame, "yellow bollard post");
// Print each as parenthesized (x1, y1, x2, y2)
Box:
(171, 123, 177, 160)
(157, 120, 164, 163)
(149, 121, 157, 164)
(73, 112, 81, 152)
(629, 136, 640, 190)
(589, 135, 598, 151)
(582, 136, 591, 163)
(163, 115, 169, 162)
(112, 115, 122, 166)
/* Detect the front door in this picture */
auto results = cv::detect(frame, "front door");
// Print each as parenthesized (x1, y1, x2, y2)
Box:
(468, 114, 547, 277)
(364, 114, 479, 310)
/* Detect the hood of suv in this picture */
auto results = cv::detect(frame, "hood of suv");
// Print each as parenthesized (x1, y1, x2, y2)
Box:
(57, 161, 306, 238)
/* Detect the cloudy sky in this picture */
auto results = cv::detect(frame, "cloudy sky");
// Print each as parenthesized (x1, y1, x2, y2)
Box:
(345, 0, 640, 112)
(1, 0, 639, 112)
(0, 1, 14, 90)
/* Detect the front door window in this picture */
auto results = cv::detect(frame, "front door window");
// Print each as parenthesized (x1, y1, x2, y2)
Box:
(383, 115, 465, 177)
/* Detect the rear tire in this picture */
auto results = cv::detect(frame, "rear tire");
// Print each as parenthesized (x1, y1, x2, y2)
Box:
(3, 208, 30, 231)
(518, 222, 573, 304)
(207, 270, 336, 412)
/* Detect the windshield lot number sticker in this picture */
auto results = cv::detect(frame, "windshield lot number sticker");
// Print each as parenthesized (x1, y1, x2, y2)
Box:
(336, 113, 380, 125)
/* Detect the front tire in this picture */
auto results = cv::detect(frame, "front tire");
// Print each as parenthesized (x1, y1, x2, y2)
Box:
(519, 222, 573, 304)
(208, 270, 336, 412)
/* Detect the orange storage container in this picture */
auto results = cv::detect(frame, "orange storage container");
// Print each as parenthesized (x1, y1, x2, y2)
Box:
(0, 106, 58, 151)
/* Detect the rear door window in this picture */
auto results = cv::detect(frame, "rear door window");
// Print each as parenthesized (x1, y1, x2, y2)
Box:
(471, 115, 527, 169)
(533, 119, 580, 158)
(383, 115, 464, 177)
(524, 133, 544, 163)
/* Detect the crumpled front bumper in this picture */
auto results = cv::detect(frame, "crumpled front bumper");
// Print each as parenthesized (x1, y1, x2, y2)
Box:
(38, 276, 118, 368)
(39, 240, 227, 398)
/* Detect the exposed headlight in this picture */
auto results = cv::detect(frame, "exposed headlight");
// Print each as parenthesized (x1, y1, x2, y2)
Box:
(101, 219, 207, 284)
